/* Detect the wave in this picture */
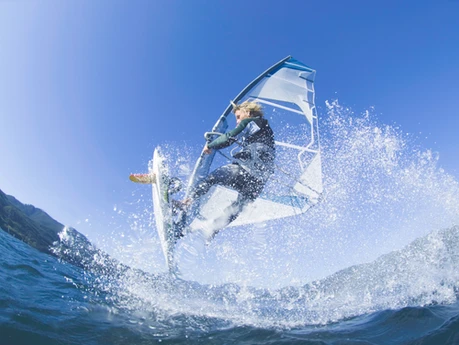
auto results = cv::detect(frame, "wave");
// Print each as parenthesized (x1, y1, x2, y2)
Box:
(2, 227, 458, 343)
(47, 223, 459, 328)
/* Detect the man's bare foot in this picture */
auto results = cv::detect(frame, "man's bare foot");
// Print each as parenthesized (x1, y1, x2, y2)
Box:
(129, 173, 156, 184)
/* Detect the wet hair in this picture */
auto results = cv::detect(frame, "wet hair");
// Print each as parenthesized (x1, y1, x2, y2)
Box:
(231, 100, 264, 117)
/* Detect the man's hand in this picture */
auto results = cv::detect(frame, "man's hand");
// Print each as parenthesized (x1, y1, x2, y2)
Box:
(203, 145, 212, 154)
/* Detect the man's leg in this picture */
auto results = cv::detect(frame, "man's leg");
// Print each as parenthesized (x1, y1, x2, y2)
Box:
(189, 164, 243, 200)
(173, 164, 244, 239)
(176, 164, 265, 240)
(204, 193, 251, 240)
(204, 171, 266, 240)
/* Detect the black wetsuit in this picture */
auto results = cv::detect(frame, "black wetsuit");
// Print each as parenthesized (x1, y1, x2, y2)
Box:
(188, 116, 275, 231)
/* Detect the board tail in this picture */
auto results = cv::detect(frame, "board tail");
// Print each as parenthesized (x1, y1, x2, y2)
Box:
(129, 173, 156, 184)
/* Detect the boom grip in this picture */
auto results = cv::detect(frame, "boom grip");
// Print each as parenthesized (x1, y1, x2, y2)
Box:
(204, 131, 224, 141)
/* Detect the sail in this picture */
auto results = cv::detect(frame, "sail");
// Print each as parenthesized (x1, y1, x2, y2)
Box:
(186, 56, 322, 229)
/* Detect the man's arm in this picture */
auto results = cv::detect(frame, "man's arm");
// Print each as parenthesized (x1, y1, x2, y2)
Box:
(207, 118, 254, 150)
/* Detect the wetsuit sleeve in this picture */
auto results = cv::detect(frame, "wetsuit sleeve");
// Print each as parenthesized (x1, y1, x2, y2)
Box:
(207, 118, 254, 150)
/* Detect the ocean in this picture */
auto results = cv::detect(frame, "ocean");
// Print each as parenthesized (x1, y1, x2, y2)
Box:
(2, 102, 459, 344)
(1, 226, 459, 345)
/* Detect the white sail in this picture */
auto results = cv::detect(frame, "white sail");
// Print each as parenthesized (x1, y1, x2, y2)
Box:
(187, 56, 322, 229)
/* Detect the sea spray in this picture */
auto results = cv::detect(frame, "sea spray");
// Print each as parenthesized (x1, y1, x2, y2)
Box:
(162, 101, 459, 287)
(77, 101, 459, 290)
(50, 100, 459, 327)
(51, 225, 459, 328)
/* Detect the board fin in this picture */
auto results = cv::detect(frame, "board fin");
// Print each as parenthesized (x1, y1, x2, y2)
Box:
(129, 173, 156, 184)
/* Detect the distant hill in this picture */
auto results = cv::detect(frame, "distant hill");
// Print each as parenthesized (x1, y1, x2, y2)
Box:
(0, 188, 126, 274)
(0, 188, 89, 254)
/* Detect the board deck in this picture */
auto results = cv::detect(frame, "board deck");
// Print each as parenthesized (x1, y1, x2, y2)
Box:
(150, 148, 177, 273)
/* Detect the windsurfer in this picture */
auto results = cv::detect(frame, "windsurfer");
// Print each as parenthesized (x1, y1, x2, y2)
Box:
(176, 100, 276, 238)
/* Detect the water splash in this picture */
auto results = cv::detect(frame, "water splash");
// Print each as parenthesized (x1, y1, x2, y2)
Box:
(51, 224, 459, 328)
(167, 100, 459, 287)
(51, 100, 459, 328)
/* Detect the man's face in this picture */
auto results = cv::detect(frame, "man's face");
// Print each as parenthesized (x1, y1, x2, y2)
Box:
(234, 109, 250, 125)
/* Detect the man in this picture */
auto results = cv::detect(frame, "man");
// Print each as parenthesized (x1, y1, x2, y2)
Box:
(177, 100, 276, 238)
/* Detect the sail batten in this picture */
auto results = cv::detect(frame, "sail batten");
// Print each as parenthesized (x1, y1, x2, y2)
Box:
(251, 99, 305, 115)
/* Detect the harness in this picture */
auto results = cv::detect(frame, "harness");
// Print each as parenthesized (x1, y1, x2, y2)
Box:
(230, 117, 275, 182)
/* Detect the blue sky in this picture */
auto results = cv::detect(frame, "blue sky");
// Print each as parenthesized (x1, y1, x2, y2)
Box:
(1, 0, 458, 244)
